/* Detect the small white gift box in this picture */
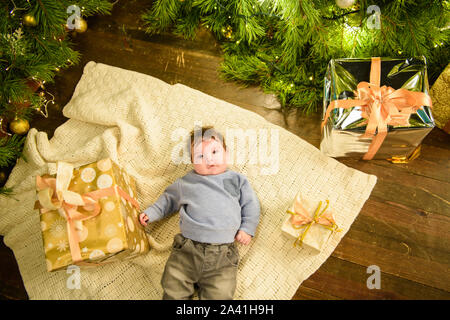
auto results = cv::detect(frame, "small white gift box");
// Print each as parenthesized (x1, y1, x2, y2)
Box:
(281, 192, 341, 252)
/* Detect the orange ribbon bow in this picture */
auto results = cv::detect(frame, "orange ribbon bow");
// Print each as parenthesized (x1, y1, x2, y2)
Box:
(321, 57, 433, 160)
(287, 193, 341, 247)
(35, 161, 140, 265)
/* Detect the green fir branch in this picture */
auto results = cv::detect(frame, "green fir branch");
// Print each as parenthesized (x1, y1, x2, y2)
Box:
(0, 134, 26, 167)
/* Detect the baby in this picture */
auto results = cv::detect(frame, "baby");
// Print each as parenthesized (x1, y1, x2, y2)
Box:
(139, 126, 260, 300)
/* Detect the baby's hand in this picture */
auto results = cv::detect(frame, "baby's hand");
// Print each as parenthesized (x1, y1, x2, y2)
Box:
(235, 230, 252, 245)
(139, 213, 149, 226)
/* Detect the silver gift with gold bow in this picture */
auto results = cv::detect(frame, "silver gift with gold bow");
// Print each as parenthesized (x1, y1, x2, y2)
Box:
(320, 57, 434, 160)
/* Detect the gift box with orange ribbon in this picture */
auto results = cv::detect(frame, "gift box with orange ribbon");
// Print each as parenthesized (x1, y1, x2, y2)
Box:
(281, 192, 341, 252)
(34, 158, 150, 271)
(320, 57, 434, 161)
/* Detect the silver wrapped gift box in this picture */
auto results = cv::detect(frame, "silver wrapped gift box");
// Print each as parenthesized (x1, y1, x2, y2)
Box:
(320, 57, 434, 160)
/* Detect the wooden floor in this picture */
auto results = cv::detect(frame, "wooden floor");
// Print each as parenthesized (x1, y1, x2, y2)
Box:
(1, 0, 449, 300)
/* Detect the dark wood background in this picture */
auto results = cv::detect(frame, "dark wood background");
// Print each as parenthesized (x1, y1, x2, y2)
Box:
(1, 0, 449, 300)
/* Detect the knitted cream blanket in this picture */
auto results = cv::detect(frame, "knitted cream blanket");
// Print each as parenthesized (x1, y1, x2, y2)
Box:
(0, 62, 377, 299)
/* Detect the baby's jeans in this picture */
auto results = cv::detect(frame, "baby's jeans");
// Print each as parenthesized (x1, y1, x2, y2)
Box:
(161, 233, 239, 300)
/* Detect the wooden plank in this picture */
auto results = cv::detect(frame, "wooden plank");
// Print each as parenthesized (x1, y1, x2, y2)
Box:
(339, 160, 450, 217)
(341, 198, 450, 289)
(73, 29, 285, 115)
(340, 158, 450, 197)
(332, 233, 449, 292)
(360, 198, 450, 249)
(296, 196, 450, 299)
(0, 282, 28, 300)
(294, 256, 450, 300)
(292, 284, 341, 300)
(348, 215, 450, 277)
(350, 148, 450, 184)
(421, 126, 450, 150)
(370, 179, 448, 218)
(0, 236, 28, 300)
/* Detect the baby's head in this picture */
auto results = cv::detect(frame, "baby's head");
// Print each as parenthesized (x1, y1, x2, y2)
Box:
(188, 126, 228, 175)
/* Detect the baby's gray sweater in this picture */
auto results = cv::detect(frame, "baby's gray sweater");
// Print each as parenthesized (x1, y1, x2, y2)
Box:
(143, 169, 260, 244)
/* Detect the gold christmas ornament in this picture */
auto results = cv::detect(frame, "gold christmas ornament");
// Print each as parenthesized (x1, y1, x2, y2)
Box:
(22, 13, 37, 27)
(336, 0, 356, 9)
(75, 17, 88, 33)
(9, 118, 30, 135)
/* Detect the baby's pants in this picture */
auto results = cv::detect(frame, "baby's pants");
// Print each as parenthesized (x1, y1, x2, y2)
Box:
(161, 233, 239, 300)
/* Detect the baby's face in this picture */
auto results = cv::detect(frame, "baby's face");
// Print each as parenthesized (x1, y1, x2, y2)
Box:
(192, 138, 228, 175)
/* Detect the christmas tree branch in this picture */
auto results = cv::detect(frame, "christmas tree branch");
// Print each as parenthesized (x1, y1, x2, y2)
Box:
(0, 186, 15, 196)
(322, 10, 359, 20)
(404, 12, 421, 55)
(0, 134, 25, 167)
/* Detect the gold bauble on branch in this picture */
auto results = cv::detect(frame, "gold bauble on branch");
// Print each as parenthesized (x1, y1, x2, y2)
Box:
(75, 17, 88, 33)
(336, 0, 356, 9)
(9, 118, 30, 135)
(23, 13, 38, 27)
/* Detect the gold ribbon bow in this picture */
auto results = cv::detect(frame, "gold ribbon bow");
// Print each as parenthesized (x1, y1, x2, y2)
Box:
(287, 193, 341, 247)
(321, 57, 433, 160)
(35, 161, 140, 265)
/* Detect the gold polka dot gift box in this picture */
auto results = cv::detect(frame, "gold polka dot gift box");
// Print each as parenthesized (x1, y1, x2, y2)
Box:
(34, 158, 149, 272)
